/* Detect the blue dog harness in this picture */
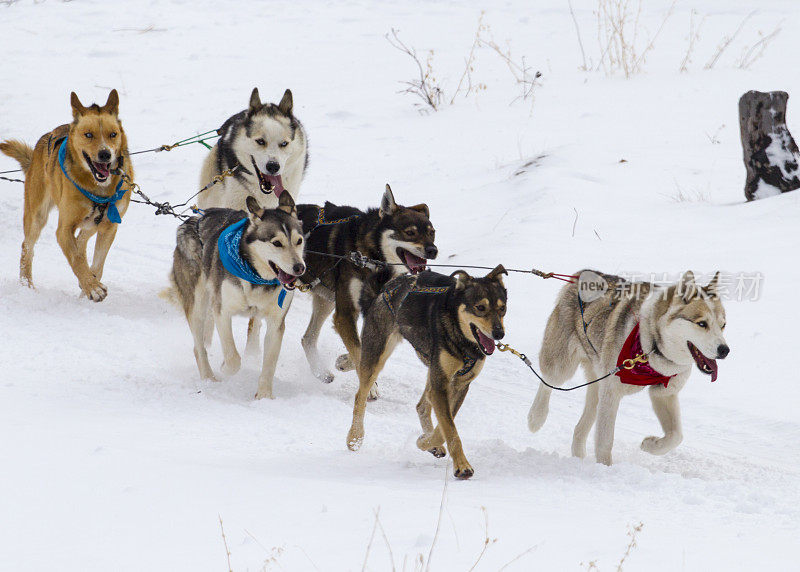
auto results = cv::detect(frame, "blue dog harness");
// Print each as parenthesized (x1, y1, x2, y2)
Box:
(217, 218, 288, 307)
(57, 138, 128, 224)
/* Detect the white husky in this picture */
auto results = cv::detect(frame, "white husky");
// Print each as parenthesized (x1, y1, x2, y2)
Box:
(528, 270, 729, 465)
(198, 87, 308, 210)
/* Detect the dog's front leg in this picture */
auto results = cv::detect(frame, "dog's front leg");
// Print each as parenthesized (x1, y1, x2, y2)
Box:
(255, 315, 286, 400)
(641, 390, 683, 455)
(346, 327, 400, 451)
(332, 305, 361, 368)
(301, 294, 335, 383)
(416, 385, 446, 458)
(245, 317, 262, 356)
(90, 220, 118, 281)
(214, 310, 241, 377)
(594, 384, 622, 466)
(427, 378, 472, 479)
(55, 215, 107, 301)
(333, 297, 379, 400)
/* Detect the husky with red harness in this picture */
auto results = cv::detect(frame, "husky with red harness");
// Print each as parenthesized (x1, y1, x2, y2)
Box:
(528, 270, 729, 465)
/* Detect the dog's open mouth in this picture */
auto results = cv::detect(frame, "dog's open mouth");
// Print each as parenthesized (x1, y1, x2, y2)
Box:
(397, 248, 427, 274)
(688, 342, 718, 381)
(471, 324, 495, 355)
(269, 262, 298, 289)
(83, 152, 111, 183)
(251, 158, 285, 197)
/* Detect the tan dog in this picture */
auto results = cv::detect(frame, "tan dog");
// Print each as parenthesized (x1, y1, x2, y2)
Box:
(0, 90, 133, 301)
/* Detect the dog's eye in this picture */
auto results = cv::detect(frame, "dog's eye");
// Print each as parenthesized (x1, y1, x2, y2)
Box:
(272, 240, 283, 247)
(84, 132, 93, 139)
(721, 323, 726, 330)
(109, 132, 117, 138)
(697, 320, 708, 329)
(255, 138, 266, 146)
(279, 140, 289, 148)
(475, 304, 486, 313)
(404, 228, 416, 236)
(296, 237, 303, 245)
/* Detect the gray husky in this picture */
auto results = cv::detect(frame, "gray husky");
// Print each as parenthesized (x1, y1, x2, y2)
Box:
(198, 87, 308, 211)
(528, 270, 729, 465)
(170, 193, 305, 399)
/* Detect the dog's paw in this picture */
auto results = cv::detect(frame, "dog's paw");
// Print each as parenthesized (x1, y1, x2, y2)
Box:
(82, 280, 108, 302)
(596, 451, 613, 466)
(367, 383, 380, 401)
(453, 461, 474, 480)
(335, 354, 355, 372)
(428, 446, 447, 458)
(640, 434, 681, 455)
(254, 388, 275, 400)
(571, 443, 587, 458)
(201, 372, 219, 383)
(316, 371, 335, 384)
(220, 354, 242, 376)
(347, 426, 364, 451)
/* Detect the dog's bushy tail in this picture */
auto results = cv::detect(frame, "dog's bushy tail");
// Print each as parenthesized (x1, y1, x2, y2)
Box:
(529, 281, 583, 433)
(0, 140, 34, 173)
(169, 218, 203, 317)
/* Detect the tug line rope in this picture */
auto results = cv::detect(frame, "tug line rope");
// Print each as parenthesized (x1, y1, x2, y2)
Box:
(0, 129, 222, 181)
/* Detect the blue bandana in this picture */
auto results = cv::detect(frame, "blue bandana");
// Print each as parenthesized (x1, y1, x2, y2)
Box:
(58, 138, 128, 224)
(217, 218, 287, 307)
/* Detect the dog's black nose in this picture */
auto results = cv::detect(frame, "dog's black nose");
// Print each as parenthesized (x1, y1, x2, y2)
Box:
(492, 327, 505, 340)
(717, 344, 730, 359)
(97, 149, 111, 162)
(265, 161, 280, 174)
(424, 245, 438, 259)
(293, 263, 306, 276)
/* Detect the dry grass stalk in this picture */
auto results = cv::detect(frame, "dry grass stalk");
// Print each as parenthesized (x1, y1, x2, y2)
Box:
(386, 28, 444, 112)
(703, 11, 754, 70)
(219, 515, 233, 572)
(737, 24, 782, 69)
(679, 9, 706, 72)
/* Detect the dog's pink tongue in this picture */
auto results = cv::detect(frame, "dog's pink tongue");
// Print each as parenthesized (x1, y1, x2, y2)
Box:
(709, 359, 718, 382)
(277, 269, 296, 286)
(477, 330, 495, 355)
(94, 162, 110, 177)
(403, 251, 427, 274)
(266, 175, 285, 197)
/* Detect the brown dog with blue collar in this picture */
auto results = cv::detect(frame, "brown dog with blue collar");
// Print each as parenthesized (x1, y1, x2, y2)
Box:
(0, 90, 133, 301)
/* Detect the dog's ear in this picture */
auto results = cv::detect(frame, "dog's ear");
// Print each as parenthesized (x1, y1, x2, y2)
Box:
(277, 192, 297, 215)
(380, 184, 398, 218)
(278, 89, 293, 115)
(674, 270, 698, 303)
(245, 195, 264, 219)
(70, 92, 86, 120)
(248, 88, 262, 113)
(102, 89, 119, 116)
(704, 271, 721, 299)
(485, 264, 508, 284)
(451, 270, 471, 290)
(408, 203, 430, 219)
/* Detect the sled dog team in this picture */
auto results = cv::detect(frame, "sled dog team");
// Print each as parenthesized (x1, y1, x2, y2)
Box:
(0, 89, 730, 478)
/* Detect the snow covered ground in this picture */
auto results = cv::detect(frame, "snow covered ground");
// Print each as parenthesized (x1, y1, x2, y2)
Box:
(1, 0, 799, 569)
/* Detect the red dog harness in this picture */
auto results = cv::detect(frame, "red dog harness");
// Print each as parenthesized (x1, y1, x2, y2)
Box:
(615, 323, 674, 388)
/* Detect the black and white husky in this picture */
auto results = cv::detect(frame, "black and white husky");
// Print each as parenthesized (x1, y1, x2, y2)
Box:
(169, 193, 305, 399)
(198, 88, 308, 210)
